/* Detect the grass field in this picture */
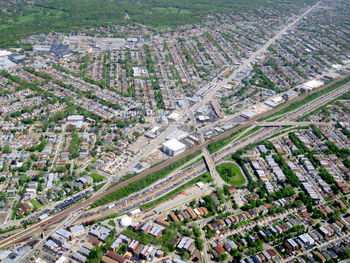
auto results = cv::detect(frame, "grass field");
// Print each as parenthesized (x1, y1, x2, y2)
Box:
(207, 126, 246, 154)
(216, 162, 245, 186)
(235, 126, 261, 142)
(140, 172, 212, 210)
(30, 199, 42, 209)
(88, 173, 105, 183)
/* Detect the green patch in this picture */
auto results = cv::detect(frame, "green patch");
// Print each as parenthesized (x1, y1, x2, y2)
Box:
(207, 126, 246, 154)
(108, 220, 116, 227)
(140, 172, 212, 210)
(94, 182, 105, 191)
(116, 243, 127, 255)
(216, 162, 245, 186)
(152, 7, 191, 15)
(30, 199, 42, 209)
(235, 126, 261, 141)
(88, 173, 105, 183)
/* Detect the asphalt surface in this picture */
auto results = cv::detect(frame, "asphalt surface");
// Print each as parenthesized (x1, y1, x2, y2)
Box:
(0, 74, 349, 250)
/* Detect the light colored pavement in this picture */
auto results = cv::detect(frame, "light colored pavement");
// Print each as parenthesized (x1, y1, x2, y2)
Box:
(18, 210, 85, 263)
(154, 188, 211, 214)
(203, 148, 225, 188)
(116, 123, 177, 178)
(200, 227, 212, 263)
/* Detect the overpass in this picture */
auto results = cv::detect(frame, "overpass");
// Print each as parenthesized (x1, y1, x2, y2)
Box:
(203, 148, 224, 188)
(0, 75, 349, 250)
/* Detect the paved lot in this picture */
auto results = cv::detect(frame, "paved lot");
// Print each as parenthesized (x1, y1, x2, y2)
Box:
(154, 187, 210, 213)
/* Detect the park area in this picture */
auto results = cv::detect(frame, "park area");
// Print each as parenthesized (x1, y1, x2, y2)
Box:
(216, 162, 245, 186)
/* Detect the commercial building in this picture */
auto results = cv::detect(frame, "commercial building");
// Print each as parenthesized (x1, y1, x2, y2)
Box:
(240, 109, 257, 120)
(162, 139, 186, 156)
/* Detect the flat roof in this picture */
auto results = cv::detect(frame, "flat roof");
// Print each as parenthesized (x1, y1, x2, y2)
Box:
(241, 109, 257, 118)
(162, 139, 186, 151)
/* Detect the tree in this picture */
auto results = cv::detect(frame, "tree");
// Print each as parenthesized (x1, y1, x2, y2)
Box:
(330, 210, 341, 222)
(217, 253, 228, 261)
(193, 226, 201, 238)
(2, 146, 11, 154)
(180, 250, 190, 260)
(0, 192, 6, 202)
(68, 132, 82, 159)
(195, 238, 204, 251)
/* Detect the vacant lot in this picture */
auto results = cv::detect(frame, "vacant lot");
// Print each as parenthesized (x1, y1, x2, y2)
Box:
(216, 162, 245, 186)
(0, 212, 9, 224)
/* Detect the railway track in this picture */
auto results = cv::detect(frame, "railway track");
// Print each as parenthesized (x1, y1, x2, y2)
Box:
(73, 82, 350, 224)
(0, 76, 349, 249)
(74, 161, 208, 225)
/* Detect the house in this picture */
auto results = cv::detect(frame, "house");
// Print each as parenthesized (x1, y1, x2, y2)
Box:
(186, 207, 197, 220)
(105, 251, 128, 263)
(72, 252, 86, 263)
(155, 214, 170, 227)
(169, 212, 179, 222)
(128, 240, 139, 253)
(214, 244, 225, 255)
(149, 226, 162, 239)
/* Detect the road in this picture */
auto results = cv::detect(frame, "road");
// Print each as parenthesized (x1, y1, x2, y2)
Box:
(75, 78, 350, 224)
(283, 232, 350, 263)
(203, 148, 225, 188)
(1, 76, 349, 250)
(190, 1, 320, 113)
(200, 226, 211, 263)
(116, 123, 177, 178)
(259, 121, 336, 127)
(18, 210, 84, 263)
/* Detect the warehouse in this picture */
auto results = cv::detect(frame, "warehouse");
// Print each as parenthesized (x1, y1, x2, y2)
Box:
(240, 109, 257, 120)
(162, 139, 186, 156)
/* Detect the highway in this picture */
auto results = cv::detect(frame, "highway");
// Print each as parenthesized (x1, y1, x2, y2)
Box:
(258, 121, 336, 127)
(67, 80, 350, 226)
(0, 75, 349, 250)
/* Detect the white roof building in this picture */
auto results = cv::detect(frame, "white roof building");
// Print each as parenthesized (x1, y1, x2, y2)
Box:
(67, 115, 84, 122)
(168, 112, 181, 122)
(120, 216, 132, 227)
(240, 109, 257, 119)
(162, 139, 186, 156)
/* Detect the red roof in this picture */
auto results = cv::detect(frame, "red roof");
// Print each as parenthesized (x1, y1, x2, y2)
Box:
(214, 244, 225, 254)
(106, 251, 127, 263)
(267, 249, 277, 257)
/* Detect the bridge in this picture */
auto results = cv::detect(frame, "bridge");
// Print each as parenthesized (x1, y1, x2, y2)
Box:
(203, 148, 225, 188)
